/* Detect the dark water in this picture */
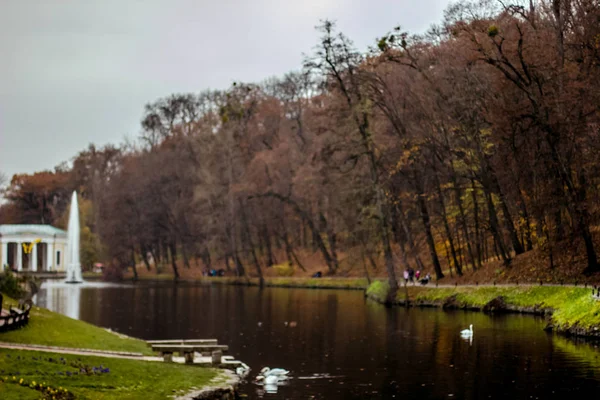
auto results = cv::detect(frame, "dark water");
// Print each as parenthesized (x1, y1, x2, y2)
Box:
(37, 281, 600, 399)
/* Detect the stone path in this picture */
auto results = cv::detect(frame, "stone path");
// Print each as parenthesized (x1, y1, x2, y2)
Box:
(0, 341, 244, 366)
(409, 282, 593, 288)
(0, 341, 151, 360)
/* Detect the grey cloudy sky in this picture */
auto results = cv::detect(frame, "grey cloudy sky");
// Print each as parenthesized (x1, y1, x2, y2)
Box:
(0, 0, 452, 180)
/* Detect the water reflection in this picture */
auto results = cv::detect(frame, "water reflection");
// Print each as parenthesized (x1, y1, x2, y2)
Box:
(46, 284, 80, 319)
(36, 282, 600, 399)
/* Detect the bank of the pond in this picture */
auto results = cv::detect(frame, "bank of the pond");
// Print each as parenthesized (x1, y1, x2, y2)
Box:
(130, 275, 370, 290)
(0, 293, 238, 399)
(366, 282, 600, 338)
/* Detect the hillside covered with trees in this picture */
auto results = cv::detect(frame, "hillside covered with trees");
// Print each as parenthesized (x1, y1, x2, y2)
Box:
(2, 0, 600, 300)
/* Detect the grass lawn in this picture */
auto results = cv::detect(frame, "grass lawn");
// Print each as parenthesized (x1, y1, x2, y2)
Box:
(194, 276, 369, 290)
(133, 273, 370, 289)
(0, 295, 152, 355)
(0, 349, 219, 400)
(366, 282, 600, 330)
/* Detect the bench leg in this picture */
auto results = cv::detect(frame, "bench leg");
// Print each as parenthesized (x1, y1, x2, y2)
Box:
(211, 350, 222, 365)
(163, 353, 173, 362)
(184, 352, 195, 364)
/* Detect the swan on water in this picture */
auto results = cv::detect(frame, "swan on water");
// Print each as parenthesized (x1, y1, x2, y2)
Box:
(461, 324, 473, 336)
(236, 362, 251, 377)
(256, 375, 280, 384)
(260, 367, 289, 377)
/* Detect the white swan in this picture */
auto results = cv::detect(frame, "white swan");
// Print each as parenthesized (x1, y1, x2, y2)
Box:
(256, 374, 285, 383)
(260, 367, 289, 377)
(460, 324, 473, 336)
(264, 375, 279, 384)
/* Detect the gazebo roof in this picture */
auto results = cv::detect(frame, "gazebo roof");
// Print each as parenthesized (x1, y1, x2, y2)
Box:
(0, 224, 67, 238)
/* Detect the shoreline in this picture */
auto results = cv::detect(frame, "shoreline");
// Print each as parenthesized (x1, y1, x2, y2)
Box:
(365, 282, 600, 339)
(84, 275, 600, 340)
(105, 274, 371, 291)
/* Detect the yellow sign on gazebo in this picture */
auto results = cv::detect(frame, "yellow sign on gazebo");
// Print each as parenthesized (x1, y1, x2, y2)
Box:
(22, 239, 41, 254)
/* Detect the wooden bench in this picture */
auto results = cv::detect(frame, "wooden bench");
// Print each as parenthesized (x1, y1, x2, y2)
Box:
(146, 339, 218, 346)
(151, 344, 228, 364)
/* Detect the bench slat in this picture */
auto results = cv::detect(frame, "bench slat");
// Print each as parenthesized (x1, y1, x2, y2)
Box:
(151, 344, 228, 352)
(147, 339, 218, 345)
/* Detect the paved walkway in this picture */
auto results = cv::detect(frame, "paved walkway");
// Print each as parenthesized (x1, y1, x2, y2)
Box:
(0, 341, 154, 360)
(0, 341, 243, 366)
(409, 282, 593, 288)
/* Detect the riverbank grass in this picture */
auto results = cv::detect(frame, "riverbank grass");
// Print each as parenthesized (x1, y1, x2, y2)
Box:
(0, 295, 152, 355)
(166, 275, 369, 289)
(366, 282, 600, 330)
(0, 348, 218, 400)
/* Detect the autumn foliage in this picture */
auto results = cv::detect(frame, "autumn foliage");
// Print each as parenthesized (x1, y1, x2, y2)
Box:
(2, 1, 600, 292)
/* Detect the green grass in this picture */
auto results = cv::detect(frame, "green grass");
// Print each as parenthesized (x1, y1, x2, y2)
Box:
(366, 283, 600, 331)
(0, 349, 219, 400)
(0, 380, 40, 400)
(0, 295, 152, 355)
(134, 273, 370, 289)
(365, 280, 389, 299)
(194, 276, 369, 290)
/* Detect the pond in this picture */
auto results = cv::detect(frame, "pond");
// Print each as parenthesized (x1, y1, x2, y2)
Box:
(37, 281, 600, 399)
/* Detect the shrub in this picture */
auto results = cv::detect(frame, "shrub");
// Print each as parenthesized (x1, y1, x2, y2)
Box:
(0, 271, 24, 299)
(366, 281, 390, 301)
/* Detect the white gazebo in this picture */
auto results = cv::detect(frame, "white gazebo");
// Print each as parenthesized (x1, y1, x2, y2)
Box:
(0, 224, 68, 272)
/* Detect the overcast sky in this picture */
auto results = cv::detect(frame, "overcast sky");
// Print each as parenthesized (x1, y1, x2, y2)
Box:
(0, 0, 452, 180)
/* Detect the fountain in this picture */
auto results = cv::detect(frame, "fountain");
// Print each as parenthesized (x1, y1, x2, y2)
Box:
(65, 191, 83, 284)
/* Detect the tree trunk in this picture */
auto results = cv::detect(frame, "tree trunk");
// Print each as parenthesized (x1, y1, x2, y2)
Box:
(515, 187, 534, 251)
(450, 168, 476, 270)
(251, 192, 337, 273)
(169, 241, 179, 281)
(262, 225, 275, 267)
(361, 249, 372, 285)
(240, 200, 263, 287)
(470, 179, 483, 268)
(484, 189, 511, 266)
(234, 255, 245, 277)
(414, 172, 444, 279)
(320, 212, 339, 271)
(140, 243, 151, 271)
(181, 241, 191, 269)
(225, 253, 231, 272)
(489, 171, 525, 255)
(130, 247, 138, 281)
(434, 172, 462, 276)
(396, 201, 426, 271)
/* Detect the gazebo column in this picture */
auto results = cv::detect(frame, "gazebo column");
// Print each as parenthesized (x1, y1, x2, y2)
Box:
(31, 243, 38, 271)
(1, 241, 7, 269)
(17, 241, 23, 271)
(47, 242, 54, 271)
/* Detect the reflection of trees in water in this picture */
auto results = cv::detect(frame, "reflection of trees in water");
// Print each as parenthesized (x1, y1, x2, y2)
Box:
(41, 285, 600, 398)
